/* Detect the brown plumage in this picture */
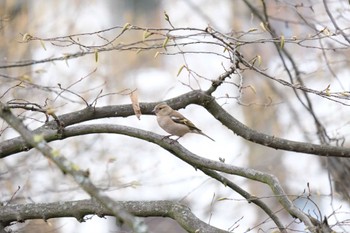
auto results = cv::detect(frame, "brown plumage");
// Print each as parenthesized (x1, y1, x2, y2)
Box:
(152, 103, 215, 141)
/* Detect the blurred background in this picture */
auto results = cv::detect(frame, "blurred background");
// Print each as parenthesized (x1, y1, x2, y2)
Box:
(1, 0, 350, 232)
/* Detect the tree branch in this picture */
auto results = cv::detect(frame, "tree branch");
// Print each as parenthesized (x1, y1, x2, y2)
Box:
(323, 0, 350, 45)
(1, 95, 333, 230)
(0, 102, 147, 233)
(201, 97, 350, 157)
(60, 124, 316, 231)
(1, 91, 349, 159)
(199, 168, 287, 232)
(0, 199, 228, 233)
(1, 122, 313, 230)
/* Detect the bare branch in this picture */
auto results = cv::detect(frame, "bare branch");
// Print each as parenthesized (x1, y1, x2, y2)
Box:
(323, 0, 350, 45)
(0, 121, 314, 230)
(59, 124, 317, 231)
(0, 102, 147, 233)
(1, 91, 350, 159)
(199, 168, 287, 232)
(0, 199, 228, 233)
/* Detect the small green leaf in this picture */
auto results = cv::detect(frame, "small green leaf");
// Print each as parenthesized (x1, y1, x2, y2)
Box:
(217, 197, 231, 201)
(121, 23, 131, 33)
(40, 40, 47, 51)
(248, 28, 258, 32)
(162, 36, 169, 50)
(143, 30, 153, 40)
(22, 33, 32, 42)
(280, 35, 285, 49)
(176, 65, 187, 77)
(324, 84, 331, 96)
(260, 22, 268, 31)
(70, 163, 80, 171)
(94, 49, 98, 63)
(52, 149, 60, 158)
(164, 11, 170, 21)
(33, 134, 44, 143)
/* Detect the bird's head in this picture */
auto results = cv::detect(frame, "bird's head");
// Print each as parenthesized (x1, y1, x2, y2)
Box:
(152, 103, 173, 116)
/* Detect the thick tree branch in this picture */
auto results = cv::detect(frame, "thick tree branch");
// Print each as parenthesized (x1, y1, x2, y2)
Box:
(61, 124, 317, 231)
(2, 123, 313, 230)
(0, 199, 228, 233)
(1, 91, 349, 159)
(200, 98, 350, 157)
(0, 102, 147, 233)
(0, 10, 346, 232)
(2, 93, 339, 230)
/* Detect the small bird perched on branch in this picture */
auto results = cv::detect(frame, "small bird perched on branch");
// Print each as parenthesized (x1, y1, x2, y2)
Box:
(152, 103, 215, 141)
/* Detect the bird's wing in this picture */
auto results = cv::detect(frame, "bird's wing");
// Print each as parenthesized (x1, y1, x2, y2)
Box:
(170, 112, 201, 131)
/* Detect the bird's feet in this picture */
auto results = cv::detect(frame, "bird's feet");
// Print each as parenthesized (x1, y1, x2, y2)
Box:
(161, 135, 181, 144)
(161, 135, 173, 140)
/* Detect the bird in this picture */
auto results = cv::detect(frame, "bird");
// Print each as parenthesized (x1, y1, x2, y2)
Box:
(152, 103, 215, 141)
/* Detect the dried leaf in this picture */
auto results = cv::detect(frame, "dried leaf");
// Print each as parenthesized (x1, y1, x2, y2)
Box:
(130, 90, 141, 120)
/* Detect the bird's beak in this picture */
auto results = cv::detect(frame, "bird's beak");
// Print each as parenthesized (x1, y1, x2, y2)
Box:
(152, 108, 156, 114)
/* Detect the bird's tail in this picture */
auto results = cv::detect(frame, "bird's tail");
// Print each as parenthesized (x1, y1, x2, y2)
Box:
(198, 131, 215, 141)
